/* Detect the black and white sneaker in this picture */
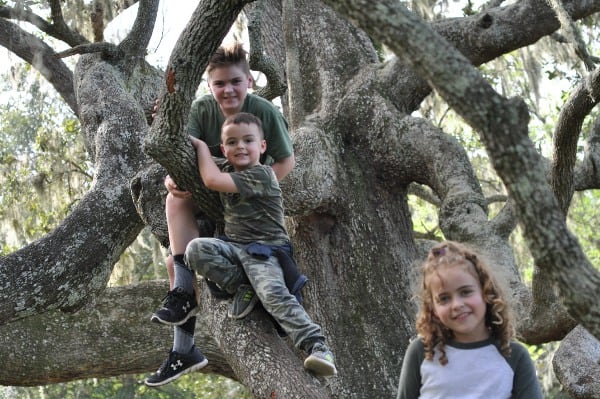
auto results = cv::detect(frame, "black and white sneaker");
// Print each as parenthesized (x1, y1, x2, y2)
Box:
(151, 287, 198, 326)
(144, 346, 208, 387)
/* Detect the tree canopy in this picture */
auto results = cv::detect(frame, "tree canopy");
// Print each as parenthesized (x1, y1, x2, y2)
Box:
(1, 0, 600, 397)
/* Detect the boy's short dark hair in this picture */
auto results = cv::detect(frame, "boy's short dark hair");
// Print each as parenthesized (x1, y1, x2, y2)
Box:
(223, 113, 264, 137)
(207, 42, 251, 76)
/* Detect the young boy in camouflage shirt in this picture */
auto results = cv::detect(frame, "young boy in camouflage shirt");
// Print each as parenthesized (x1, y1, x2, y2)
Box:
(186, 113, 336, 377)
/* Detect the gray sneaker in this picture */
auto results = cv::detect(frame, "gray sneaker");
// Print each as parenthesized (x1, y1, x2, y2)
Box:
(228, 284, 259, 319)
(304, 344, 337, 376)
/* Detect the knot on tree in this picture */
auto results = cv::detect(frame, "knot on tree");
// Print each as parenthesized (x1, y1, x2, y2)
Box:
(477, 13, 493, 29)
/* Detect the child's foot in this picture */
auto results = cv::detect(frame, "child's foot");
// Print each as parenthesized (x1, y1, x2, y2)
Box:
(151, 287, 198, 326)
(144, 345, 208, 387)
(228, 284, 259, 319)
(304, 344, 337, 376)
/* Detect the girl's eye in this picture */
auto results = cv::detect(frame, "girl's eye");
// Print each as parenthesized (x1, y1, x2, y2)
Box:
(436, 295, 449, 304)
(461, 289, 473, 296)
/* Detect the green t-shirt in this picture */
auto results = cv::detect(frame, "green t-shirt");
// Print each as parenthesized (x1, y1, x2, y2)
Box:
(221, 164, 289, 244)
(187, 93, 293, 165)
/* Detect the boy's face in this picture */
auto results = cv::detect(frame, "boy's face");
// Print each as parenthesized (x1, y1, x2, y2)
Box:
(220, 123, 266, 171)
(208, 65, 252, 117)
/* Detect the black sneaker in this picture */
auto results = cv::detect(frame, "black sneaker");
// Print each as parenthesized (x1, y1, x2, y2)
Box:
(228, 284, 259, 319)
(151, 287, 198, 326)
(304, 344, 337, 376)
(144, 346, 208, 387)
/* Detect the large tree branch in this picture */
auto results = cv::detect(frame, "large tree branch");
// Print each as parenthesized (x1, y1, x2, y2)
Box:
(0, 279, 331, 397)
(553, 325, 600, 399)
(245, 0, 288, 101)
(0, 18, 78, 115)
(551, 67, 600, 212)
(117, 0, 159, 62)
(378, 0, 600, 114)
(0, 281, 236, 385)
(322, 0, 600, 339)
(575, 114, 600, 190)
(0, 2, 88, 47)
(281, 0, 379, 129)
(0, 50, 157, 324)
(523, 67, 600, 344)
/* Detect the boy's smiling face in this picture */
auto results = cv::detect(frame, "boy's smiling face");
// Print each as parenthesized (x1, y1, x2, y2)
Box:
(220, 122, 266, 171)
(208, 65, 252, 117)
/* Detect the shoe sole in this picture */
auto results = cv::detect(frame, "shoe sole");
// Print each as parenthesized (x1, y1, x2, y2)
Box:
(150, 306, 199, 326)
(304, 356, 337, 377)
(144, 358, 208, 387)
(227, 296, 259, 320)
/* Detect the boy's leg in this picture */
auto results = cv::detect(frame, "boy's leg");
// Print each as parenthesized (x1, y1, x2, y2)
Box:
(185, 238, 248, 294)
(151, 194, 201, 325)
(242, 254, 336, 376)
(166, 193, 200, 255)
(185, 238, 259, 318)
(144, 316, 208, 387)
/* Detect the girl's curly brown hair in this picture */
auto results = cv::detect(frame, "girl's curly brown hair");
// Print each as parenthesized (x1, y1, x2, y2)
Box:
(415, 241, 514, 365)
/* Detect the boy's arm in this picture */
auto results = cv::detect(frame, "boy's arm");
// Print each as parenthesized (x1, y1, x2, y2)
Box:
(271, 154, 296, 181)
(190, 136, 238, 193)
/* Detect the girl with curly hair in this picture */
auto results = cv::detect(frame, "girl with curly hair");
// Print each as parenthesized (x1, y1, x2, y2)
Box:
(397, 241, 542, 399)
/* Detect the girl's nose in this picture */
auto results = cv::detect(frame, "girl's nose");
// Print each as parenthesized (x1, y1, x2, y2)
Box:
(451, 297, 463, 308)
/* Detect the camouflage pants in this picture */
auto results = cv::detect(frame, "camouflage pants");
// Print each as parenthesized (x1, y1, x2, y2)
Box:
(185, 237, 324, 351)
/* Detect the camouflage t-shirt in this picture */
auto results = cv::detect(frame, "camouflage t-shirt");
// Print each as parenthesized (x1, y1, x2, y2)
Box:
(222, 164, 289, 244)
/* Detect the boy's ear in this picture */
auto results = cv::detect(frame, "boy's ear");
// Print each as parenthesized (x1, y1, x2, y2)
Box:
(260, 139, 266, 154)
(247, 75, 253, 89)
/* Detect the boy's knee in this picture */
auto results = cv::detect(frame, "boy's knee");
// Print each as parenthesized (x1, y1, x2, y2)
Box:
(184, 238, 214, 274)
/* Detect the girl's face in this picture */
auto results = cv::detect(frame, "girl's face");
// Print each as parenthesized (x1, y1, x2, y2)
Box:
(208, 65, 252, 117)
(429, 264, 490, 343)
